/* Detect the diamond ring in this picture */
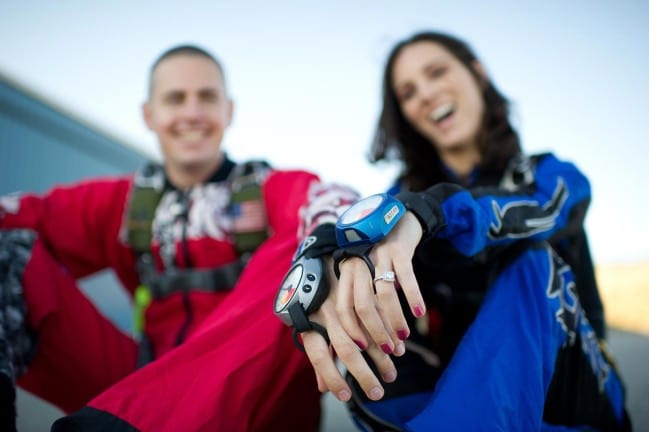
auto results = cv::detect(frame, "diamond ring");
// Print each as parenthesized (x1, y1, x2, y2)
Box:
(374, 270, 396, 283)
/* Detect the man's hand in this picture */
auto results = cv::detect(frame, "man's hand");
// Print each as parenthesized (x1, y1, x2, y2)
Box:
(300, 212, 425, 402)
(301, 257, 398, 402)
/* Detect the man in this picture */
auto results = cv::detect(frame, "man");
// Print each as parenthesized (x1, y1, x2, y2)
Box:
(0, 45, 357, 431)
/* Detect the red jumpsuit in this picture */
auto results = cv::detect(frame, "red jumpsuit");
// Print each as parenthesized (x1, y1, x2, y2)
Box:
(0, 158, 355, 431)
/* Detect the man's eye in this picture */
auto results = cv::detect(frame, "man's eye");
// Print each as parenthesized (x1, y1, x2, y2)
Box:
(164, 93, 184, 105)
(200, 91, 219, 103)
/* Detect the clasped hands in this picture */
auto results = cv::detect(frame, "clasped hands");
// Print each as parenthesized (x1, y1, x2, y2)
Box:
(302, 211, 425, 402)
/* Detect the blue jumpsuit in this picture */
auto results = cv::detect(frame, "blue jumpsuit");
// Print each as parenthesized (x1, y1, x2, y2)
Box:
(350, 153, 629, 431)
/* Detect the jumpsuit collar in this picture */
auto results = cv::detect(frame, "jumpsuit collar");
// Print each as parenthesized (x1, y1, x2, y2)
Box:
(163, 154, 236, 191)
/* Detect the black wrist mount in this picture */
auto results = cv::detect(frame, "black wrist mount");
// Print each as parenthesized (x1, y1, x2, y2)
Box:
(274, 224, 338, 350)
(332, 243, 375, 280)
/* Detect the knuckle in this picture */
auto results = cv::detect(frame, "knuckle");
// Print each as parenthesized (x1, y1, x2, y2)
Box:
(308, 348, 331, 367)
(354, 302, 373, 316)
(334, 302, 349, 316)
(375, 288, 393, 303)
(335, 343, 358, 359)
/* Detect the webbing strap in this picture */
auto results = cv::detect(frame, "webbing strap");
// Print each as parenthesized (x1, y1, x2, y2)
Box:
(127, 163, 165, 253)
(332, 244, 375, 280)
(228, 160, 271, 255)
(147, 259, 245, 299)
(288, 302, 330, 352)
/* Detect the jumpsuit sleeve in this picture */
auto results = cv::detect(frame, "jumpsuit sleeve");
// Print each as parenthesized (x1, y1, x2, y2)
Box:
(262, 169, 361, 240)
(0, 176, 134, 279)
(396, 153, 591, 257)
(261, 169, 321, 238)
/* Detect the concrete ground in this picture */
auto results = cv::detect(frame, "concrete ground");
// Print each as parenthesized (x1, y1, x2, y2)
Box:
(15, 328, 649, 431)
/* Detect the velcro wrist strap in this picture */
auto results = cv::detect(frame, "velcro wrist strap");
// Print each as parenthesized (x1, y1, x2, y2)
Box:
(288, 302, 330, 351)
(394, 190, 440, 235)
(332, 244, 375, 280)
(294, 223, 338, 261)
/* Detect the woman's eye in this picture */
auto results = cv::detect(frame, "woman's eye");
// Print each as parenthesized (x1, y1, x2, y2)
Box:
(429, 66, 447, 79)
(397, 87, 415, 102)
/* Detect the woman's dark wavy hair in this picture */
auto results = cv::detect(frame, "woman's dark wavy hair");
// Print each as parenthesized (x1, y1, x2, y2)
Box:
(369, 31, 521, 191)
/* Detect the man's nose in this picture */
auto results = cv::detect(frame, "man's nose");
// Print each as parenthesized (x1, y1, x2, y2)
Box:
(180, 98, 204, 117)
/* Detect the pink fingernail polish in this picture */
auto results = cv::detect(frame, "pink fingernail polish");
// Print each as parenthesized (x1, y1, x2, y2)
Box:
(397, 329, 409, 340)
(414, 305, 425, 318)
(354, 340, 367, 350)
(380, 343, 393, 354)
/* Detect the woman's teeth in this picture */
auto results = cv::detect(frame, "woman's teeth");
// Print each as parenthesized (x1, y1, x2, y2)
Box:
(430, 104, 454, 122)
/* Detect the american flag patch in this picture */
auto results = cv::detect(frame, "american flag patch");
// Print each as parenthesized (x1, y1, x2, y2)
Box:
(231, 200, 267, 233)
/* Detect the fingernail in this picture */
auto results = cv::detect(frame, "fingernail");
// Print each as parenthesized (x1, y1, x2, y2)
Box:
(369, 386, 384, 400)
(384, 369, 397, 383)
(397, 329, 409, 340)
(354, 340, 367, 350)
(394, 342, 406, 357)
(337, 389, 351, 401)
(380, 343, 393, 354)
(414, 305, 425, 318)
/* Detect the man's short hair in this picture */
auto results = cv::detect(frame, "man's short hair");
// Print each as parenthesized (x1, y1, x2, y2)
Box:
(148, 44, 226, 97)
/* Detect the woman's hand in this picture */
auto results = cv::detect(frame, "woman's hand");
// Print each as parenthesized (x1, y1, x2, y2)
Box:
(338, 211, 426, 352)
(300, 211, 427, 401)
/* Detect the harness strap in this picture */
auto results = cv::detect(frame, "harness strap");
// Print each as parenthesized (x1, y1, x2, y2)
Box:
(128, 159, 270, 365)
(147, 259, 244, 299)
(228, 160, 271, 255)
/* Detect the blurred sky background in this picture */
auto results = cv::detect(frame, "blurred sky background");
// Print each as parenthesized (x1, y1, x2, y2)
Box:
(1, 0, 648, 265)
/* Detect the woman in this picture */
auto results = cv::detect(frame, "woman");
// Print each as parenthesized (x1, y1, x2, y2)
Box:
(299, 31, 630, 431)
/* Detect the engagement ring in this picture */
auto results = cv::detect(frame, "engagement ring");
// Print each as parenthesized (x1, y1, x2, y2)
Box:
(374, 270, 396, 283)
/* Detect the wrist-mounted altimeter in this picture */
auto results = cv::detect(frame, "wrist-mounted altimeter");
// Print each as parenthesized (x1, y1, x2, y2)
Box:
(335, 193, 406, 248)
(332, 193, 406, 279)
(273, 255, 330, 350)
